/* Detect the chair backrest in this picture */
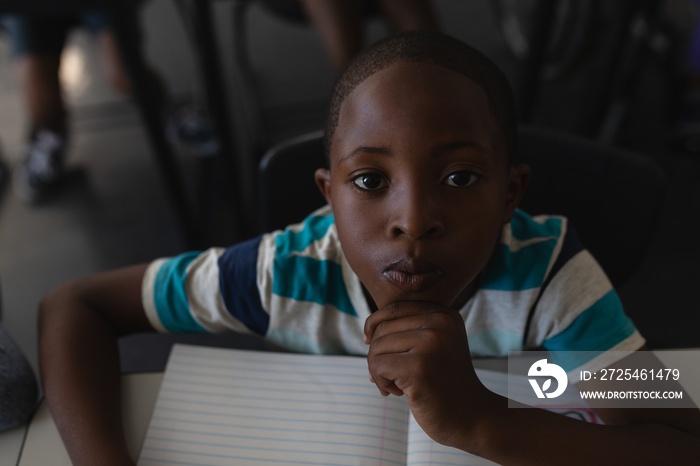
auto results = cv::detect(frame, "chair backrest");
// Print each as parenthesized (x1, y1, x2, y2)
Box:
(258, 130, 328, 233)
(515, 126, 667, 287)
(258, 126, 667, 289)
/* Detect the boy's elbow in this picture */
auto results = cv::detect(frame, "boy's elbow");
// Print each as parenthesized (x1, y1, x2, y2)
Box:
(38, 265, 153, 338)
(37, 279, 93, 335)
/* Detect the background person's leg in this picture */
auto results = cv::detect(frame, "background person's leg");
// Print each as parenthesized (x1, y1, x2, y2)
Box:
(93, 17, 219, 157)
(300, 0, 365, 73)
(377, 0, 440, 33)
(17, 54, 67, 136)
(2, 14, 71, 202)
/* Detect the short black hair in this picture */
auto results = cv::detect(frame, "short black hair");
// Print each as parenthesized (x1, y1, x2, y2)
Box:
(325, 30, 517, 163)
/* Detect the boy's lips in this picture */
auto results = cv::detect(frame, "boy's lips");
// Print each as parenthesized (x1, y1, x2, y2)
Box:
(382, 258, 442, 292)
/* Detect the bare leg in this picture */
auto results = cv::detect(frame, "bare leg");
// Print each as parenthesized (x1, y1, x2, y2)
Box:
(301, 0, 365, 73)
(16, 53, 67, 134)
(13, 52, 70, 202)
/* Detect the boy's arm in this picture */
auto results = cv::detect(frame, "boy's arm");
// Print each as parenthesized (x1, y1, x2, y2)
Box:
(365, 302, 700, 465)
(38, 264, 155, 466)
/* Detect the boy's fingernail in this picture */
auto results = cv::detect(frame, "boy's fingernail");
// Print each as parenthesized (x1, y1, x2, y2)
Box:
(362, 333, 368, 344)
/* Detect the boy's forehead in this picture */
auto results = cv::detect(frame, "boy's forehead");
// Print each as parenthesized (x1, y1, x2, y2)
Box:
(351, 61, 482, 103)
(330, 61, 502, 161)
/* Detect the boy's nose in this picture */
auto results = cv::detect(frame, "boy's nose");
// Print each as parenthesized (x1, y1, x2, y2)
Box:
(388, 189, 444, 240)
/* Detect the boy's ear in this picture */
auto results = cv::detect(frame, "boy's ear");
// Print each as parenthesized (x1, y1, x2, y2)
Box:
(314, 168, 333, 207)
(502, 163, 531, 224)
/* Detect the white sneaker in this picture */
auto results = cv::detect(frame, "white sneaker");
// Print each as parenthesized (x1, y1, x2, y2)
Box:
(13, 129, 67, 203)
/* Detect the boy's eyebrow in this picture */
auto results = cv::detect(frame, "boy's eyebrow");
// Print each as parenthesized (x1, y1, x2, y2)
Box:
(340, 140, 496, 163)
(340, 145, 391, 163)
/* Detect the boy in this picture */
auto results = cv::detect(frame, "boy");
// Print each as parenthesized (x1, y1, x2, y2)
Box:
(39, 31, 700, 465)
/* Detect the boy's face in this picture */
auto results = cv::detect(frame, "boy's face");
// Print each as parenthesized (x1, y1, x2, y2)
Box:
(316, 61, 528, 310)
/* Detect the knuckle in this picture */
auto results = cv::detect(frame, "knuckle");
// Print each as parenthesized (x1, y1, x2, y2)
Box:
(418, 327, 443, 347)
(374, 321, 388, 338)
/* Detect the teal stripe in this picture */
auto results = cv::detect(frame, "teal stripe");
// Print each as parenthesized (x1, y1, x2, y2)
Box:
(543, 290, 636, 371)
(480, 211, 562, 291)
(273, 255, 356, 316)
(154, 251, 207, 333)
(511, 209, 563, 241)
(467, 330, 523, 357)
(480, 239, 557, 290)
(275, 213, 335, 256)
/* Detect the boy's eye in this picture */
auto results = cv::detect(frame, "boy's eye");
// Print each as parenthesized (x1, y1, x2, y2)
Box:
(353, 174, 387, 191)
(444, 171, 479, 188)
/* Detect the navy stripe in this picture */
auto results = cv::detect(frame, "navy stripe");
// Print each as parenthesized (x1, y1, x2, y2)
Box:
(218, 236, 269, 335)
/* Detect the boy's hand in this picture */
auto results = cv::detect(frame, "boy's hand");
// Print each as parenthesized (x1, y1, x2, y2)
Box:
(364, 301, 491, 446)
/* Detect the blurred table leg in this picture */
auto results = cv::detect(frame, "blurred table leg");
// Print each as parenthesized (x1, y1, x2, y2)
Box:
(188, 0, 247, 242)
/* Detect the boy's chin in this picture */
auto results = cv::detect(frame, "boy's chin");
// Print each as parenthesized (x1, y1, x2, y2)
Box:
(369, 288, 456, 311)
(363, 280, 469, 311)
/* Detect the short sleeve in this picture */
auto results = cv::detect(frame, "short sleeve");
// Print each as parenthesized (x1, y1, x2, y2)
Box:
(529, 226, 645, 373)
(141, 237, 270, 335)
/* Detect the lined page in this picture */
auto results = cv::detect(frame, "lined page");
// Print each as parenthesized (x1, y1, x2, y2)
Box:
(403, 370, 505, 466)
(138, 345, 409, 466)
(403, 368, 599, 466)
(406, 414, 498, 466)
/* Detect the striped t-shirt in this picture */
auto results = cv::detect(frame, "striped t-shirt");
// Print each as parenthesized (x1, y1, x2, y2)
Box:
(142, 206, 644, 375)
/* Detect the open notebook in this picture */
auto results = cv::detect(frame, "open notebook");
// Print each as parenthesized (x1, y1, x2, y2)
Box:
(137, 344, 594, 466)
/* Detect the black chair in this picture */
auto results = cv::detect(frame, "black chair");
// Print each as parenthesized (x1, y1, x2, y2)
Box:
(258, 129, 327, 233)
(0, 280, 39, 431)
(515, 126, 667, 289)
(258, 126, 667, 290)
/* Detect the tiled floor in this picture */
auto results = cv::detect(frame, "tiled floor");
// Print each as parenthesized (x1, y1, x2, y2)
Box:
(1, 0, 699, 379)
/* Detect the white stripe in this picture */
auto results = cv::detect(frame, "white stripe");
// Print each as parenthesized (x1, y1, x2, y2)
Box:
(294, 222, 341, 260)
(267, 295, 368, 355)
(529, 250, 614, 345)
(507, 235, 559, 253)
(462, 288, 541, 336)
(257, 233, 277, 316)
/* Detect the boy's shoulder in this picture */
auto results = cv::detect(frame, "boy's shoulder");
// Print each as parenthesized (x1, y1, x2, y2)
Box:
(506, 209, 567, 243)
(480, 209, 573, 292)
(268, 205, 336, 253)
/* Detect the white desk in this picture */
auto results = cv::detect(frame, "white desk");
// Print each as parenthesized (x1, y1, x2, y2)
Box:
(17, 373, 163, 466)
(10, 351, 700, 465)
(0, 424, 27, 466)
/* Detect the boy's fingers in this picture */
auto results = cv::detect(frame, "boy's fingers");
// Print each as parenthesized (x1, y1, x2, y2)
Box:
(367, 355, 405, 397)
(365, 304, 464, 345)
(367, 327, 428, 392)
(364, 301, 442, 342)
